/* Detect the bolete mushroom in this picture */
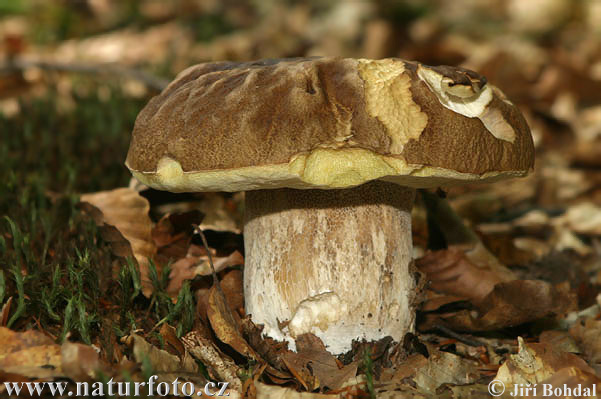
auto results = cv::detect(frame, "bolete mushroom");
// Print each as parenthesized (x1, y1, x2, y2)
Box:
(126, 57, 534, 354)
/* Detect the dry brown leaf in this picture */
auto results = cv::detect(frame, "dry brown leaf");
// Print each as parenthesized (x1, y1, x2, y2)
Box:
(181, 328, 242, 391)
(152, 211, 202, 260)
(195, 193, 242, 234)
(412, 346, 480, 395)
(535, 367, 601, 399)
(0, 297, 12, 327)
(125, 333, 206, 391)
(128, 334, 198, 375)
(206, 285, 293, 386)
(478, 231, 538, 266)
(570, 318, 601, 374)
(378, 346, 480, 397)
(0, 328, 62, 379)
(240, 318, 292, 376)
(80, 187, 156, 297)
(195, 250, 244, 277)
(538, 330, 581, 354)
(207, 284, 258, 361)
(416, 245, 514, 305)
(158, 323, 185, 357)
(495, 336, 597, 389)
(220, 269, 245, 315)
(420, 280, 577, 332)
(152, 193, 242, 234)
(0, 328, 105, 382)
(479, 203, 600, 259)
(60, 342, 102, 380)
(167, 249, 244, 296)
(281, 355, 317, 391)
(281, 334, 358, 392)
(386, 353, 429, 381)
(420, 291, 465, 312)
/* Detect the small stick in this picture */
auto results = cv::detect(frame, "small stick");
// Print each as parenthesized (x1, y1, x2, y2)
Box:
(193, 225, 218, 286)
(193, 224, 232, 315)
(434, 323, 487, 348)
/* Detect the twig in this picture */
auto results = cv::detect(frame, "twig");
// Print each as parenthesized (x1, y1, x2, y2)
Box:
(193, 225, 218, 286)
(1, 58, 169, 91)
(434, 323, 487, 347)
(193, 224, 231, 311)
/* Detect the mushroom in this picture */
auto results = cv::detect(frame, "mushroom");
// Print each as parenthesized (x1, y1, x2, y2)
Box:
(126, 57, 534, 354)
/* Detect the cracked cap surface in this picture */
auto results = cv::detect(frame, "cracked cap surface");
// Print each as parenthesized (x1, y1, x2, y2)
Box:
(126, 57, 534, 192)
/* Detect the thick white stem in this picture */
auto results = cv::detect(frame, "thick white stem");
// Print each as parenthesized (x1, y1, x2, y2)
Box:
(243, 181, 416, 354)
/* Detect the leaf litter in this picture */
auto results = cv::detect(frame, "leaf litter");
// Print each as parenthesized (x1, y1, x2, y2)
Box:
(2, 0, 601, 397)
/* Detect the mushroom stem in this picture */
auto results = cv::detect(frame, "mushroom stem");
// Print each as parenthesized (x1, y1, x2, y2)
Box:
(243, 181, 417, 354)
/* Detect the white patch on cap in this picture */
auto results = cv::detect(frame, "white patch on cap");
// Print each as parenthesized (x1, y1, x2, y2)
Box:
(417, 65, 516, 143)
(479, 106, 518, 143)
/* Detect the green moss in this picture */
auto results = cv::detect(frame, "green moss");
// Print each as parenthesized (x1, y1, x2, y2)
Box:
(0, 83, 162, 345)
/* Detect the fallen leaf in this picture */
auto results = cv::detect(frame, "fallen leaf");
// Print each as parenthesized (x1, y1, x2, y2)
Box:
(0, 328, 104, 382)
(206, 285, 293, 387)
(79, 188, 156, 297)
(416, 244, 514, 305)
(495, 336, 596, 387)
(0, 297, 12, 327)
(125, 333, 206, 392)
(281, 355, 317, 391)
(538, 330, 580, 354)
(158, 323, 185, 357)
(534, 367, 601, 399)
(60, 342, 102, 380)
(220, 268, 244, 315)
(181, 328, 242, 391)
(570, 318, 601, 374)
(420, 280, 577, 332)
(282, 334, 358, 391)
(152, 211, 202, 259)
(411, 346, 480, 395)
(128, 334, 198, 374)
(478, 230, 538, 266)
(384, 353, 429, 381)
(167, 249, 243, 296)
(207, 284, 258, 361)
(152, 193, 242, 234)
(377, 345, 481, 398)
(50, 22, 191, 67)
(419, 290, 465, 312)
(195, 193, 242, 234)
(240, 317, 292, 377)
(0, 328, 62, 379)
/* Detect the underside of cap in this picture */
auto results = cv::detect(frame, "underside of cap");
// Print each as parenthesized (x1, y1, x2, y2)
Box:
(126, 57, 534, 192)
(130, 147, 526, 192)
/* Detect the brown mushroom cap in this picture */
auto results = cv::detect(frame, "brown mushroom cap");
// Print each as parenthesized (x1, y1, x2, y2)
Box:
(126, 57, 534, 192)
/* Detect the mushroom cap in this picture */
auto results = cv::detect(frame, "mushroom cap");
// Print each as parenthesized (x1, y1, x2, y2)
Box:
(126, 57, 534, 192)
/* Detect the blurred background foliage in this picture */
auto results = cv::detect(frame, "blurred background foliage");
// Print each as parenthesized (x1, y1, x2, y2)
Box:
(1, 0, 599, 200)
